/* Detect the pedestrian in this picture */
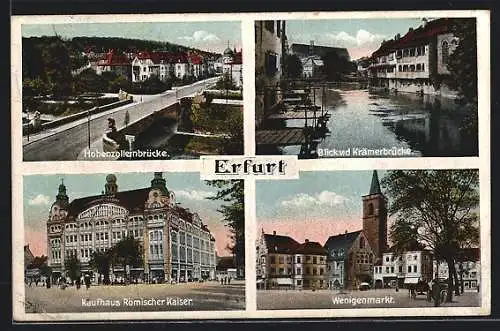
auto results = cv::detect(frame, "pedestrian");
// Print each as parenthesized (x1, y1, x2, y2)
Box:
(220, 277, 223, 285)
(431, 279, 441, 307)
(228, 277, 231, 285)
(84, 274, 91, 290)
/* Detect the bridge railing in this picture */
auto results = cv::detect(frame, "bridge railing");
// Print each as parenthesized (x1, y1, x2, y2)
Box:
(23, 98, 133, 136)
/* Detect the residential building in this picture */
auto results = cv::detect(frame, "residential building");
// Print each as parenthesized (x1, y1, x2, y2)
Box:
(433, 248, 480, 292)
(301, 55, 324, 79)
(46, 173, 217, 284)
(95, 49, 132, 80)
(373, 249, 433, 289)
(255, 20, 287, 126)
(256, 230, 327, 289)
(131, 51, 174, 83)
(368, 18, 470, 97)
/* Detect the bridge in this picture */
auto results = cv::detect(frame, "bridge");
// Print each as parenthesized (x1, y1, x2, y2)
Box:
(23, 77, 219, 161)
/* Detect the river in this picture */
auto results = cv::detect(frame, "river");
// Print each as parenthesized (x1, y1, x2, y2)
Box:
(262, 86, 478, 158)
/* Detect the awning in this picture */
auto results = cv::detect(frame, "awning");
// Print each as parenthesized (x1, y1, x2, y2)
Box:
(276, 278, 293, 285)
(404, 277, 419, 284)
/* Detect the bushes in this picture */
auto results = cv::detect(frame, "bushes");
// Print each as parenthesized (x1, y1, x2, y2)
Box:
(128, 76, 172, 94)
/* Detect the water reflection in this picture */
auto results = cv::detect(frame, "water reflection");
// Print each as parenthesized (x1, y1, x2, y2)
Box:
(258, 87, 478, 157)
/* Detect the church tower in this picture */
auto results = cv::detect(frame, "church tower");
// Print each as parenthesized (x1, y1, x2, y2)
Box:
(362, 170, 388, 259)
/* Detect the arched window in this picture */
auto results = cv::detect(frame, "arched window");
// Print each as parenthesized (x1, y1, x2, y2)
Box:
(367, 202, 374, 215)
(442, 41, 449, 66)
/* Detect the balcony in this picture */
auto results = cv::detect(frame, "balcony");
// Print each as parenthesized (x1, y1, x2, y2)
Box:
(396, 71, 429, 79)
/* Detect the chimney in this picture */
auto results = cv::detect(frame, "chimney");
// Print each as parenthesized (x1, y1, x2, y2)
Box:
(273, 231, 276, 235)
(305, 239, 309, 243)
(345, 230, 348, 234)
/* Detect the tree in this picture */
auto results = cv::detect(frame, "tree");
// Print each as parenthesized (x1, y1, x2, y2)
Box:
(205, 180, 245, 278)
(215, 73, 237, 90)
(64, 254, 81, 282)
(382, 170, 479, 302)
(110, 235, 143, 283)
(283, 54, 303, 79)
(89, 250, 112, 285)
(322, 51, 354, 81)
(446, 18, 477, 105)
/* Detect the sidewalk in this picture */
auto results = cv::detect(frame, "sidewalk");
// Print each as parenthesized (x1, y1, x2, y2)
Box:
(22, 100, 139, 147)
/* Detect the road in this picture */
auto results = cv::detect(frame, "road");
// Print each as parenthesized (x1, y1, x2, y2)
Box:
(23, 280, 245, 313)
(257, 288, 480, 310)
(23, 77, 219, 161)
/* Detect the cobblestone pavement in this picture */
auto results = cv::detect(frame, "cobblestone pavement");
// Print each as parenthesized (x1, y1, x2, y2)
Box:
(257, 288, 480, 310)
(23, 280, 245, 313)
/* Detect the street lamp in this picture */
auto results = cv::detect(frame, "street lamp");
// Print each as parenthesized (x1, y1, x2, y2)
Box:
(87, 107, 92, 149)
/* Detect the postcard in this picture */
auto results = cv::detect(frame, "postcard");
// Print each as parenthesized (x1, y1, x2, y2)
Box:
(11, 10, 490, 321)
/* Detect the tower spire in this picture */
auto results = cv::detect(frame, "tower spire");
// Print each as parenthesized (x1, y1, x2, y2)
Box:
(56, 178, 69, 206)
(369, 170, 382, 195)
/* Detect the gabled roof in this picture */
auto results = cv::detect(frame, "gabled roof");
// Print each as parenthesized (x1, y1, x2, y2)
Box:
(324, 230, 362, 251)
(65, 188, 152, 218)
(295, 241, 327, 255)
(371, 18, 462, 58)
(264, 233, 300, 254)
(97, 50, 131, 66)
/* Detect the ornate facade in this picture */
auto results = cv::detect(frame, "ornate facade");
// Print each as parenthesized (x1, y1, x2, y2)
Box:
(46, 173, 217, 283)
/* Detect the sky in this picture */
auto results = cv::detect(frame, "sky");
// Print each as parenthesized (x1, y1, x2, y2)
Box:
(256, 170, 389, 246)
(285, 18, 436, 60)
(23, 172, 236, 257)
(22, 21, 242, 54)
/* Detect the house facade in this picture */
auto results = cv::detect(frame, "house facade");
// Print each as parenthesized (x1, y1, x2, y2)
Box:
(255, 20, 287, 126)
(324, 230, 375, 290)
(373, 250, 434, 288)
(368, 18, 468, 97)
(46, 173, 217, 284)
(256, 230, 327, 290)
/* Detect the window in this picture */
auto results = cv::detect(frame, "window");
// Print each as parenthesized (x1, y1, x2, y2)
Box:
(270, 256, 276, 264)
(413, 255, 418, 260)
(276, 20, 281, 36)
(385, 256, 390, 262)
(313, 268, 317, 275)
(367, 203, 374, 215)
(279, 256, 284, 264)
(287, 268, 292, 275)
(391, 266, 395, 273)
(413, 265, 418, 273)
(270, 268, 276, 275)
(408, 266, 412, 273)
(422, 63, 425, 72)
(409, 48, 416, 56)
(264, 21, 275, 34)
(296, 268, 302, 275)
(313, 256, 317, 264)
(416, 64, 421, 71)
(396, 50, 402, 58)
(398, 65, 402, 72)
(265, 52, 278, 76)
(442, 41, 449, 66)
(403, 49, 409, 57)
(297, 280, 302, 286)
(320, 268, 324, 275)
(399, 266, 403, 273)
(386, 267, 390, 273)
(410, 64, 415, 72)
(306, 267, 311, 275)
